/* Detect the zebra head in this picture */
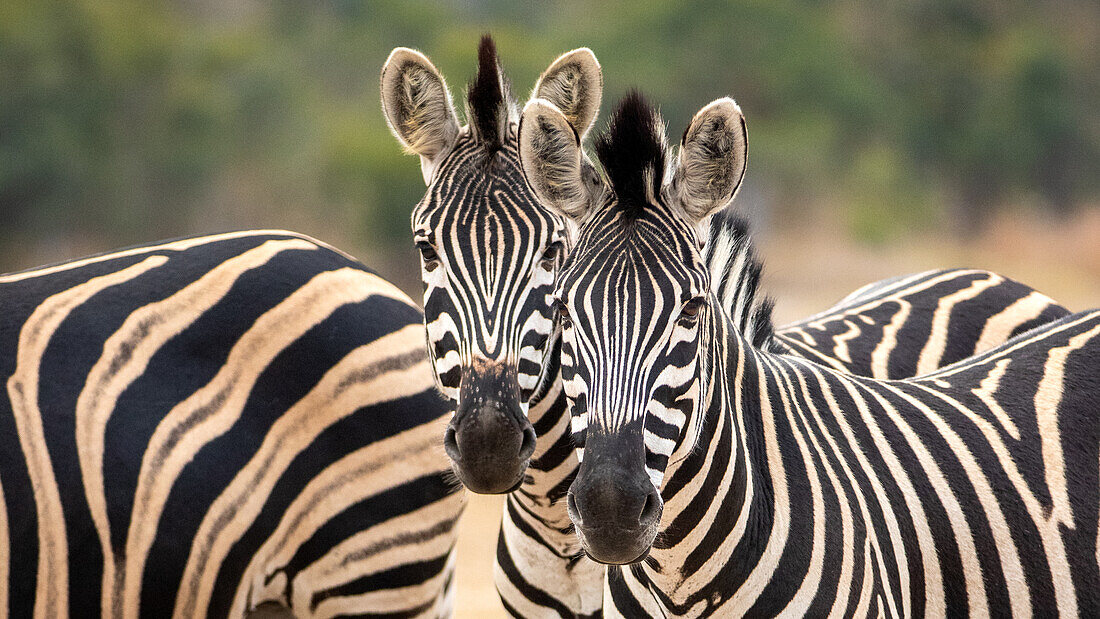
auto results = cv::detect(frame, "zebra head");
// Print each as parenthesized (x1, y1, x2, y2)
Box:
(519, 92, 747, 563)
(381, 36, 602, 494)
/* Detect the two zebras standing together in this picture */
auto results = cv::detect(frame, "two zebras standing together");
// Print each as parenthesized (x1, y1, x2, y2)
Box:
(0, 34, 1093, 617)
(381, 36, 1098, 617)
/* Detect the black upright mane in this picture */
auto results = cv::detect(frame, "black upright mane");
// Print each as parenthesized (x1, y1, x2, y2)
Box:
(705, 209, 776, 349)
(467, 35, 513, 153)
(594, 91, 667, 220)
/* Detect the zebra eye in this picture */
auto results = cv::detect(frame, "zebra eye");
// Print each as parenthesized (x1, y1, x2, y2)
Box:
(554, 299, 572, 328)
(416, 241, 441, 271)
(679, 297, 704, 323)
(540, 241, 564, 269)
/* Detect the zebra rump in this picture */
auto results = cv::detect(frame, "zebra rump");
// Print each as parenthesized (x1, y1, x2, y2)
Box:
(0, 230, 463, 617)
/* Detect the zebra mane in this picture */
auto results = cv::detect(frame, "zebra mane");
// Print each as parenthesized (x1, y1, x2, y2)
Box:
(703, 209, 775, 349)
(466, 34, 516, 154)
(594, 90, 667, 220)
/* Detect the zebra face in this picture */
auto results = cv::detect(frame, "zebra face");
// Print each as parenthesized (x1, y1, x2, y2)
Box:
(383, 37, 602, 493)
(412, 133, 568, 493)
(556, 206, 709, 563)
(520, 92, 747, 562)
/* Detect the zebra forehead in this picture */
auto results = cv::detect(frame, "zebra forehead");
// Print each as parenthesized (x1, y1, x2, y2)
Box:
(415, 137, 560, 232)
(562, 209, 706, 297)
(421, 197, 559, 256)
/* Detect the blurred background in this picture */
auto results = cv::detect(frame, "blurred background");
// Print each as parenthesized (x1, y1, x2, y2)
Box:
(2, 1, 1098, 616)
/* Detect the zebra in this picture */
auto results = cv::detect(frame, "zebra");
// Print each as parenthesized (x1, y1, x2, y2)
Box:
(707, 214, 1070, 378)
(0, 230, 463, 617)
(382, 36, 610, 617)
(382, 37, 1073, 617)
(519, 91, 1100, 616)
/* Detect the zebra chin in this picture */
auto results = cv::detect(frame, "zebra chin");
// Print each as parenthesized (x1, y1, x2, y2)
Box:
(572, 520, 660, 566)
(443, 361, 537, 494)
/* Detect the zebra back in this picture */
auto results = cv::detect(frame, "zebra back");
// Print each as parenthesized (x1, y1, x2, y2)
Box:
(703, 209, 1071, 378)
(0, 230, 462, 617)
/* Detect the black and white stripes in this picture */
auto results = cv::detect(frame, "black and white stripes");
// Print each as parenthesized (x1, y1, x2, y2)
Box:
(383, 37, 608, 617)
(0, 230, 462, 617)
(385, 36, 1084, 617)
(528, 92, 1099, 617)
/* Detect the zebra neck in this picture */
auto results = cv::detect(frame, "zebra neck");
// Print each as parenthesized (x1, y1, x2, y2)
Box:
(642, 326, 776, 610)
(509, 335, 576, 536)
(505, 382, 580, 553)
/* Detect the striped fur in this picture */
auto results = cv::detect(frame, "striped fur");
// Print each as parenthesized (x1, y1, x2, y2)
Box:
(0, 231, 463, 617)
(386, 38, 1077, 617)
(550, 93, 1099, 617)
(384, 38, 607, 617)
(702, 209, 1071, 375)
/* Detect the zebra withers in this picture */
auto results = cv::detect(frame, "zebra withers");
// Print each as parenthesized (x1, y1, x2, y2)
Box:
(0, 230, 463, 617)
(521, 92, 1100, 616)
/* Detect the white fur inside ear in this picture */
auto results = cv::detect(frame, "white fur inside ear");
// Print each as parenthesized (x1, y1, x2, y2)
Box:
(380, 47, 460, 170)
(420, 154, 437, 185)
(518, 98, 590, 220)
(533, 48, 603, 138)
(671, 97, 748, 223)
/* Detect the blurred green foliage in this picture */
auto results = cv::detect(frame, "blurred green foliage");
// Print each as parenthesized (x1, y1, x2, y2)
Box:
(1, 0, 1097, 276)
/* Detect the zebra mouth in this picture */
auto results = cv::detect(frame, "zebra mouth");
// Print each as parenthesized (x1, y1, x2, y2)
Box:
(448, 460, 526, 495)
(572, 523, 657, 565)
(584, 547, 650, 566)
(443, 420, 536, 494)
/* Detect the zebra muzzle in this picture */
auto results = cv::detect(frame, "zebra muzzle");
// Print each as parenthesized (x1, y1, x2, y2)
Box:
(567, 427, 664, 565)
(445, 364, 536, 494)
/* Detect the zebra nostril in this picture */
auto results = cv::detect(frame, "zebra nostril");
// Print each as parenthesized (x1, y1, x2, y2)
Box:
(639, 488, 662, 527)
(518, 425, 537, 460)
(443, 425, 461, 461)
(567, 491, 582, 524)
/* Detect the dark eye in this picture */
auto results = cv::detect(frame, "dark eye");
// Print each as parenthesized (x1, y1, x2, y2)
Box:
(554, 299, 572, 327)
(679, 297, 704, 323)
(540, 241, 564, 269)
(416, 241, 440, 271)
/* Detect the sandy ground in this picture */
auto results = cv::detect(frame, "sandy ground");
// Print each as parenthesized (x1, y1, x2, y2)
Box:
(452, 495, 508, 618)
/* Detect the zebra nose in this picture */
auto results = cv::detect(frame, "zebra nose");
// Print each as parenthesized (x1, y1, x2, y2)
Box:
(567, 480, 663, 565)
(443, 400, 534, 494)
(569, 477, 662, 532)
(567, 446, 663, 564)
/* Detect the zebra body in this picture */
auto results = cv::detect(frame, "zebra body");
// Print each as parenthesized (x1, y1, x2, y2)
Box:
(775, 268, 1069, 378)
(520, 92, 1099, 616)
(385, 37, 1076, 618)
(0, 230, 462, 617)
(703, 215, 1071, 379)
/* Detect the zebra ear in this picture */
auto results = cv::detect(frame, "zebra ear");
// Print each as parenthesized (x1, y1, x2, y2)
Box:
(381, 47, 461, 184)
(533, 48, 603, 139)
(518, 98, 593, 221)
(669, 98, 748, 223)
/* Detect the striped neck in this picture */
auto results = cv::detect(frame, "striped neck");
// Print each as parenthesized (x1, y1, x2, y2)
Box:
(511, 335, 578, 536)
(636, 300, 776, 613)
